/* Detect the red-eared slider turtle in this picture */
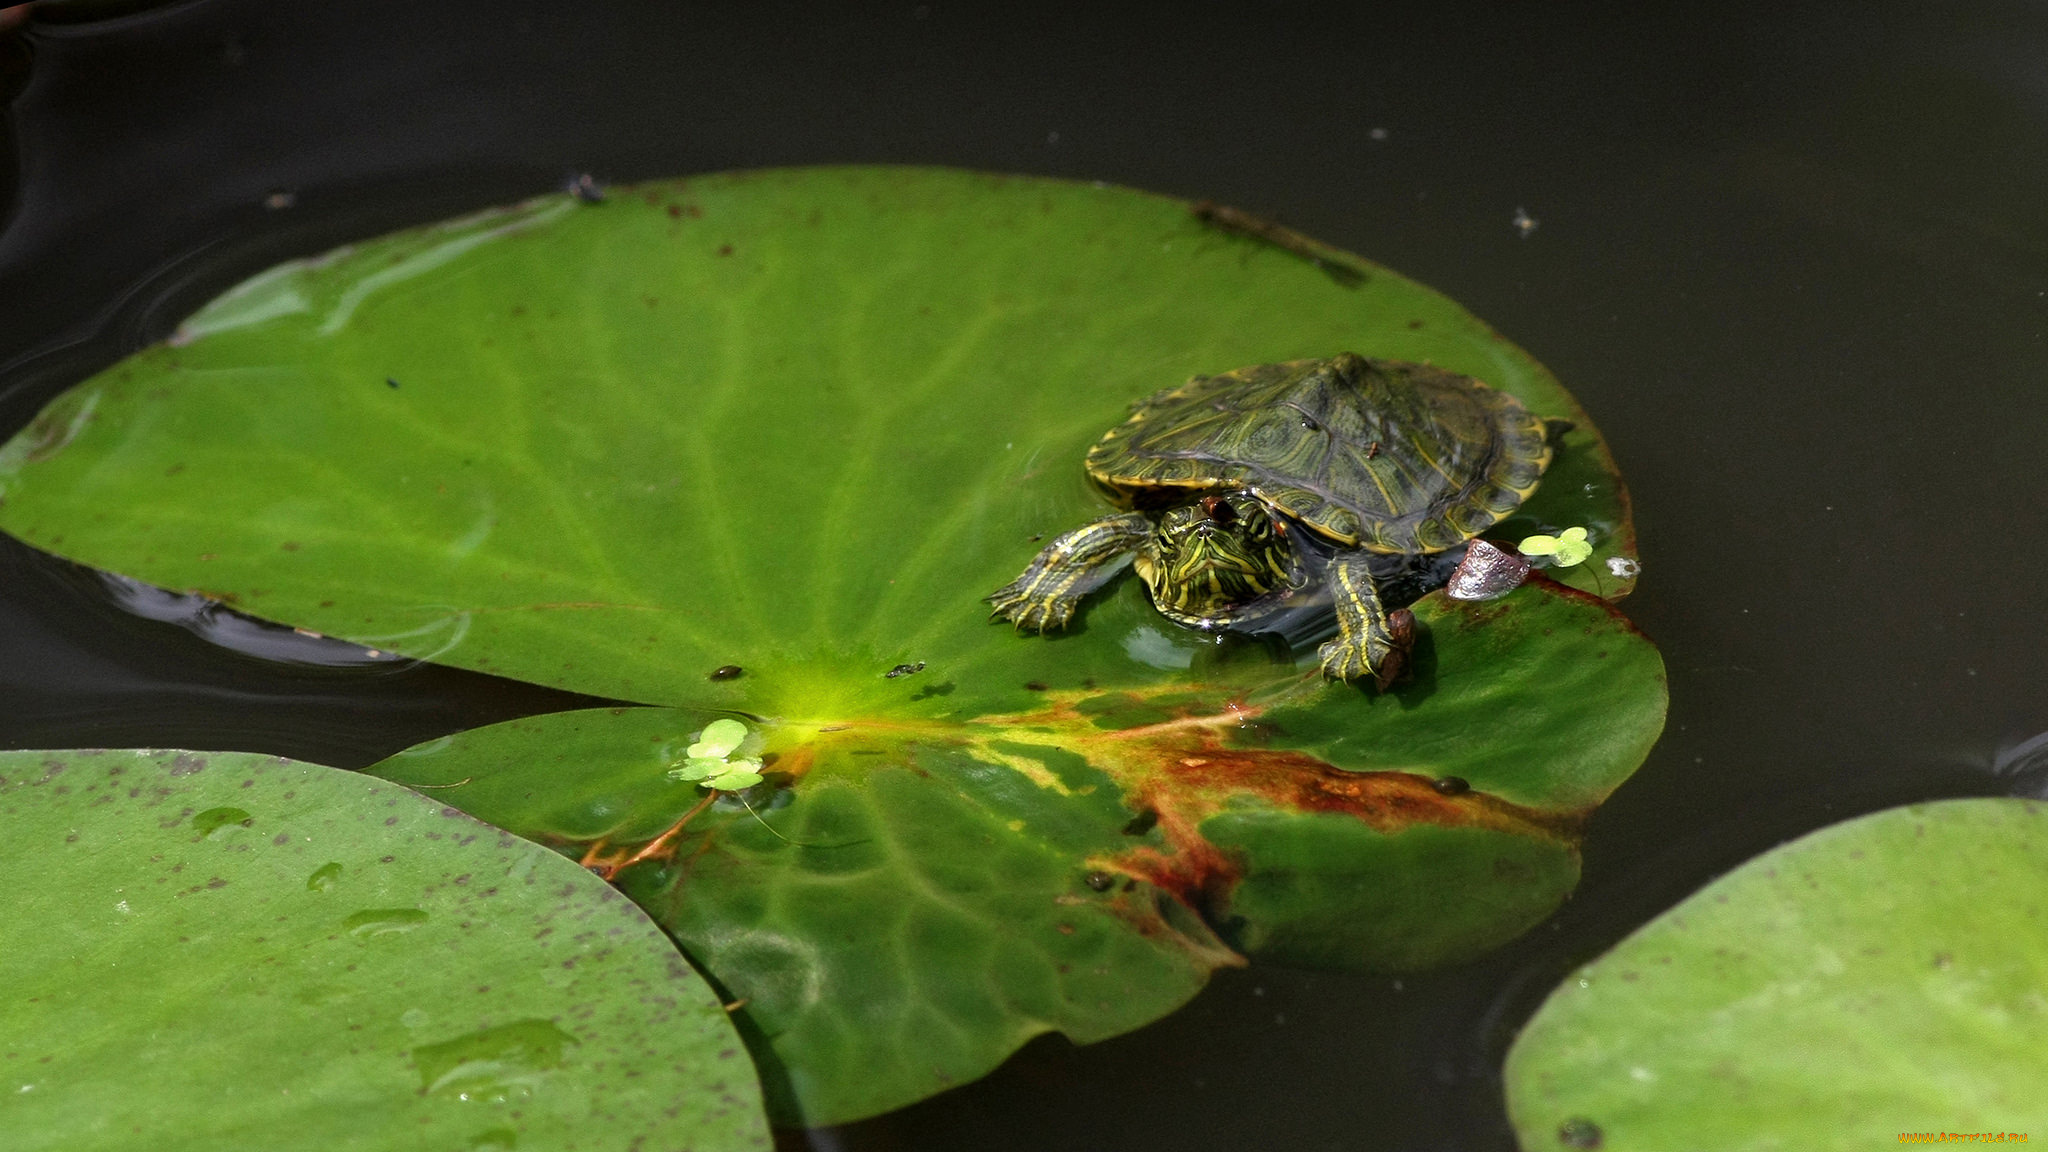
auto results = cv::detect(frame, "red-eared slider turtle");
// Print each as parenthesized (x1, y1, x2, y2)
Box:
(987, 353, 1563, 687)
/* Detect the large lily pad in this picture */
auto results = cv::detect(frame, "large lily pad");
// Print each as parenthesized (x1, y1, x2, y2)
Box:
(0, 748, 768, 1151)
(0, 167, 1665, 1122)
(1504, 798, 2048, 1150)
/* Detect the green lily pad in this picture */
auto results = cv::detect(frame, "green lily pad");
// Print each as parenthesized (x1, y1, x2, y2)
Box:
(0, 749, 768, 1151)
(1504, 798, 2048, 1151)
(0, 167, 1665, 1122)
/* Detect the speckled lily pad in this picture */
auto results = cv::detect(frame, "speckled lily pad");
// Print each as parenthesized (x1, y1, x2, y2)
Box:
(0, 749, 768, 1152)
(1505, 798, 2048, 1151)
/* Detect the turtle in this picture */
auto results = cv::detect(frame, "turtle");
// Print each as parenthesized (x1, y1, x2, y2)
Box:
(986, 353, 1565, 687)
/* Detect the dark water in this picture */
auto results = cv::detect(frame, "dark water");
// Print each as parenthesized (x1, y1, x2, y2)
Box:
(3, 3, 2045, 1149)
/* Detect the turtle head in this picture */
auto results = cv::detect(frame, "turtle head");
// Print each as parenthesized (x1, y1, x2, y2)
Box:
(1135, 492, 1301, 627)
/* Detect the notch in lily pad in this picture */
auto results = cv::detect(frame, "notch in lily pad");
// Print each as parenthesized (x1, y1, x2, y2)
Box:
(667, 718, 765, 791)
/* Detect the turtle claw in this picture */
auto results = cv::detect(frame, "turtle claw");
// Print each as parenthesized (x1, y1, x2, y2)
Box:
(1317, 635, 1372, 682)
(1318, 608, 1416, 691)
(985, 585, 1077, 633)
(987, 512, 1151, 635)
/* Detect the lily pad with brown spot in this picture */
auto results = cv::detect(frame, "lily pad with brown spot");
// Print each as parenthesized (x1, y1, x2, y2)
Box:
(370, 576, 1658, 1124)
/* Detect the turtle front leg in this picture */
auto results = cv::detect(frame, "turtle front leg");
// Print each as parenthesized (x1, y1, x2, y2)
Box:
(988, 512, 1152, 632)
(1318, 552, 1415, 690)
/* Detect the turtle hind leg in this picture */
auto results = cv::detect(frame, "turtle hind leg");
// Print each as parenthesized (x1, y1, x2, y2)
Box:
(1317, 551, 1414, 690)
(988, 511, 1152, 632)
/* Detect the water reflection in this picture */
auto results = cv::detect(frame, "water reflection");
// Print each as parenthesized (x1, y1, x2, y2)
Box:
(98, 571, 407, 667)
(355, 608, 474, 664)
(1992, 730, 2048, 795)
(0, 535, 609, 768)
(1121, 624, 1194, 670)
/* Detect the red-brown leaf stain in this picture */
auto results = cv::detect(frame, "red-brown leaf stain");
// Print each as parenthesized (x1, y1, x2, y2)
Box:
(970, 684, 1588, 934)
(1089, 714, 1585, 918)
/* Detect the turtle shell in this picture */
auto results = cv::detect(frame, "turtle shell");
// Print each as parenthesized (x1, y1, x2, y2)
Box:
(1086, 353, 1553, 554)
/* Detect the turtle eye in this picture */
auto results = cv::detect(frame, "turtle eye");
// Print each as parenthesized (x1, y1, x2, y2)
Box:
(1200, 495, 1237, 525)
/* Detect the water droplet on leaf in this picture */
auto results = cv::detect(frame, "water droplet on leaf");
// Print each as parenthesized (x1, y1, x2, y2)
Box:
(306, 862, 343, 891)
(413, 1018, 578, 1101)
(1557, 1117, 1604, 1148)
(344, 908, 429, 937)
(191, 807, 253, 839)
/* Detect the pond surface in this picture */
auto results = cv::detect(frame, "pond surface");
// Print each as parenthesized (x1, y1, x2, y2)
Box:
(2, 2, 2044, 1149)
